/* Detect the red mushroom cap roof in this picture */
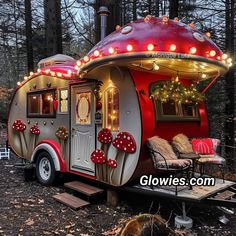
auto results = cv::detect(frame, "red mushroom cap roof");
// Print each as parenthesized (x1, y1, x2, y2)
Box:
(98, 128, 113, 144)
(112, 132, 136, 153)
(12, 120, 26, 132)
(30, 125, 40, 135)
(76, 16, 230, 79)
(107, 159, 118, 168)
(89, 18, 222, 59)
(90, 149, 106, 164)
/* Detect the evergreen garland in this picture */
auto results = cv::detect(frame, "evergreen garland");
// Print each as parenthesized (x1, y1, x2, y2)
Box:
(150, 80, 204, 104)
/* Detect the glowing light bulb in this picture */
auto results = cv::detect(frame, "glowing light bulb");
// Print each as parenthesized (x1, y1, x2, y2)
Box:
(222, 54, 227, 60)
(189, 47, 197, 54)
(84, 56, 90, 62)
(57, 72, 62, 77)
(209, 50, 216, 57)
(228, 62, 233, 67)
(77, 60, 82, 67)
(175, 76, 179, 82)
(51, 71, 55, 76)
(201, 73, 207, 79)
(17, 82, 21, 86)
(126, 44, 133, 52)
(93, 50, 100, 57)
(109, 47, 115, 54)
(147, 44, 154, 51)
(170, 44, 176, 51)
(30, 71, 34, 76)
(227, 58, 232, 63)
(37, 68, 41, 73)
(24, 76, 28, 80)
(153, 62, 159, 71)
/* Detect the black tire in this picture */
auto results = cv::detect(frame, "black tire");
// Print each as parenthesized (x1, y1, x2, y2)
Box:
(35, 151, 56, 185)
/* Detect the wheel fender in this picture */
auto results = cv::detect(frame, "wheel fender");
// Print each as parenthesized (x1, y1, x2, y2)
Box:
(31, 140, 67, 172)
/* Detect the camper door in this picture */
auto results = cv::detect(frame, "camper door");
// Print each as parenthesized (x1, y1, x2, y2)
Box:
(70, 84, 95, 175)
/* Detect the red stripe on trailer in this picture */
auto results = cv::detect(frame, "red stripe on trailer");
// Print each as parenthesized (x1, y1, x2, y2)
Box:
(37, 139, 67, 172)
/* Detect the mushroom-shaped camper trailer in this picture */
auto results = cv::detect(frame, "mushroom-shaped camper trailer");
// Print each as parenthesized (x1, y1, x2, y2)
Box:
(75, 16, 230, 185)
(8, 17, 230, 187)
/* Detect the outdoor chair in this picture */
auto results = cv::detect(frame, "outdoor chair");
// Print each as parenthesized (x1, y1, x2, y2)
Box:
(147, 136, 192, 195)
(172, 134, 225, 182)
(172, 133, 200, 175)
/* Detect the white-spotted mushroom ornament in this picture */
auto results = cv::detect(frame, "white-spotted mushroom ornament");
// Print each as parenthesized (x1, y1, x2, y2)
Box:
(90, 149, 106, 180)
(97, 128, 113, 182)
(112, 132, 136, 185)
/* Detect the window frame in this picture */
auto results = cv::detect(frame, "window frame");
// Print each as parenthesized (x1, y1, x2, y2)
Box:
(27, 89, 56, 118)
(103, 86, 120, 132)
(150, 82, 200, 122)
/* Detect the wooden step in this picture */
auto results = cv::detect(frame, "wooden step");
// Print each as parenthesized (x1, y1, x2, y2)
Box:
(53, 193, 90, 210)
(214, 190, 235, 200)
(64, 181, 104, 197)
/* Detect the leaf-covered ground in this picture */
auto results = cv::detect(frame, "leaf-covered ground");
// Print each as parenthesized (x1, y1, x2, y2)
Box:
(0, 155, 236, 236)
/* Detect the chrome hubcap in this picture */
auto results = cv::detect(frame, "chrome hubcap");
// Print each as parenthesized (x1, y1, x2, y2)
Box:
(39, 157, 51, 181)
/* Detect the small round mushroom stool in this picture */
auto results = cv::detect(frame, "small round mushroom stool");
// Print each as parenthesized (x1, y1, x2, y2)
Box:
(175, 215, 193, 229)
(175, 202, 193, 229)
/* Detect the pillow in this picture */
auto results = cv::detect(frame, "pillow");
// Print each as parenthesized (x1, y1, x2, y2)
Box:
(191, 138, 214, 155)
(211, 138, 220, 152)
(148, 136, 177, 162)
(172, 133, 194, 154)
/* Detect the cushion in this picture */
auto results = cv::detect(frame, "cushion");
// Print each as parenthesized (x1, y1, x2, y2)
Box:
(148, 136, 177, 162)
(156, 159, 192, 169)
(172, 134, 194, 154)
(179, 153, 200, 159)
(198, 155, 226, 165)
(191, 138, 214, 155)
(211, 138, 221, 152)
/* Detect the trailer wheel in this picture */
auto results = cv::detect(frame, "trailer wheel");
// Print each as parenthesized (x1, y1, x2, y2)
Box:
(36, 151, 56, 185)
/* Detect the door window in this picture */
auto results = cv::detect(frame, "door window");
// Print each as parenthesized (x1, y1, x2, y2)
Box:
(76, 92, 91, 125)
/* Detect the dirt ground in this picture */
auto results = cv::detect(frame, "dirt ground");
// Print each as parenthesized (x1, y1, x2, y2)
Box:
(0, 155, 236, 236)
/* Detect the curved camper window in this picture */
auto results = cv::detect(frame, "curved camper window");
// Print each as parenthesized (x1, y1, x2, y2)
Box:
(150, 82, 200, 122)
(104, 87, 120, 131)
(27, 89, 56, 118)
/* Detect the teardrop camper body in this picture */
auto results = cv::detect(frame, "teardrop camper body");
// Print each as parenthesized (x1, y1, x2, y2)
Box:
(8, 17, 229, 186)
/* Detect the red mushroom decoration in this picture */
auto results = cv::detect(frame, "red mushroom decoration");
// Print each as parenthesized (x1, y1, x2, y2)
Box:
(97, 128, 113, 181)
(30, 124, 40, 135)
(12, 119, 27, 156)
(112, 132, 136, 185)
(107, 159, 117, 184)
(30, 125, 40, 150)
(90, 149, 106, 180)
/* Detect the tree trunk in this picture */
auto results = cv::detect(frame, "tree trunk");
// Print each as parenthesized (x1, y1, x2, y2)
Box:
(225, 0, 235, 165)
(44, 0, 62, 56)
(133, 0, 137, 21)
(155, 0, 160, 17)
(24, 0, 34, 72)
(169, 0, 179, 19)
